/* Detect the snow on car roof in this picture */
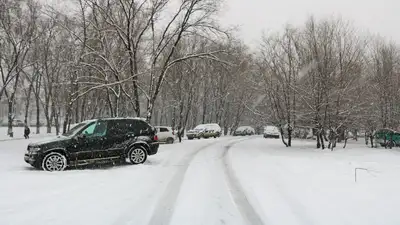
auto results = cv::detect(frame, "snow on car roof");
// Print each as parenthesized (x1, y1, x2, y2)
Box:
(82, 117, 148, 122)
(236, 126, 255, 131)
(264, 125, 279, 130)
(194, 123, 221, 130)
(79, 119, 97, 124)
(194, 124, 207, 129)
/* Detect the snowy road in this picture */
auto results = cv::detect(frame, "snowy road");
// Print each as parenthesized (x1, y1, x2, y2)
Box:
(1, 136, 400, 225)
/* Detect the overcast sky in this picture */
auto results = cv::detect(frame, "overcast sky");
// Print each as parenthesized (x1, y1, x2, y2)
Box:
(218, 0, 400, 46)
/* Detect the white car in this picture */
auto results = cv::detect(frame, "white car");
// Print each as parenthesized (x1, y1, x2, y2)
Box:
(264, 126, 280, 139)
(234, 126, 255, 136)
(187, 123, 222, 139)
(155, 126, 175, 144)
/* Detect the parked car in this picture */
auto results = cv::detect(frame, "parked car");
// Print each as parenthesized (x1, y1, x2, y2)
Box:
(374, 128, 400, 147)
(155, 126, 175, 144)
(186, 125, 205, 139)
(12, 119, 25, 127)
(187, 123, 221, 140)
(234, 126, 255, 136)
(29, 121, 45, 127)
(264, 125, 280, 139)
(24, 118, 159, 171)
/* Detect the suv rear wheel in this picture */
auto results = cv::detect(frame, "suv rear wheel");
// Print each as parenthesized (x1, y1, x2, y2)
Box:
(42, 152, 67, 171)
(128, 147, 148, 164)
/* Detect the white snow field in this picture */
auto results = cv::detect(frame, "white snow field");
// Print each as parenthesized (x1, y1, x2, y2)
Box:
(1, 136, 400, 225)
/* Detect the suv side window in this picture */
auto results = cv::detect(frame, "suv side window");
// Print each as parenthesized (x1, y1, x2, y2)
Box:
(137, 120, 152, 135)
(160, 127, 169, 132)
(108, 120, 129, 136)
(81, 121, 108, 137)
(93, 121, 107, 136)
(81, 122, 96, 135)
(126, 119, 151, 136)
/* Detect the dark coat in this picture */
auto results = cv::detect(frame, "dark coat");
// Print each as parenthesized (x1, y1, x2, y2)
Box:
(24, 127, 30, 136)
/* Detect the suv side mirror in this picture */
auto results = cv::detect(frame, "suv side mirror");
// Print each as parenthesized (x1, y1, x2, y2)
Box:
(77, 133, 86, 140)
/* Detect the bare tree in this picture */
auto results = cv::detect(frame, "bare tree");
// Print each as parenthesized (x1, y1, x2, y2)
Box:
(0, 0, 38, 136)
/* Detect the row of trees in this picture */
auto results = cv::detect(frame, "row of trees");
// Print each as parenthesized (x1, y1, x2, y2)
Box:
(0, 0, 256, 137)
(254, 18, 400, 148)
(1, 0, 399, 148)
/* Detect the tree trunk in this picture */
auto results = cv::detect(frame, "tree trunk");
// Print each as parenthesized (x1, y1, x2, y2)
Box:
(7, 100, 13, 137)
(279, 127, 288, 147)
(44, 101, 53, 134)
(80, 95, 86, 122)
(55, 115, 60, 136)
(191, 104, 198, 128)
(320, 133, 325, 149)
(106, 90, 114, 117)
(74, 99, 79, 123)
(63, 104, 72, 134)
(202, 95, 207, 124)
(52, 101, 60, 136)
(171, 106, 176, 130)
(370, 135, 374, 148)
(36, 94, 40, 134)
(354, 129, 358, 141)
(177, 96, 185, 134)
(24, 83, 33, 125)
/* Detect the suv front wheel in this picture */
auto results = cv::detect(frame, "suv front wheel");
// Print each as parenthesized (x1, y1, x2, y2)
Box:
(42, 152, 67, 171)
(128, 147, 148, 164)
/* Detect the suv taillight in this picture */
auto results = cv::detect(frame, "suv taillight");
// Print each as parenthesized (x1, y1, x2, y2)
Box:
(172, 130, 175, 135)
(154, 135, 158, 141)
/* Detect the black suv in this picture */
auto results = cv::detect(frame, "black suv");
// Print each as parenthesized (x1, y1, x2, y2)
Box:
(24, 118, 159, 171)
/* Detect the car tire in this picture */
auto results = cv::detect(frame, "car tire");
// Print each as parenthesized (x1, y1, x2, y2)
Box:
(188, 137, 193, 140)
(128, 147, 148, 164)
(166, 137, 174, 144)
(42, 152, 67, 172)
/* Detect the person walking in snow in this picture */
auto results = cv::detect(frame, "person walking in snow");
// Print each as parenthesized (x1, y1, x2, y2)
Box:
(24, 125, 30, 139)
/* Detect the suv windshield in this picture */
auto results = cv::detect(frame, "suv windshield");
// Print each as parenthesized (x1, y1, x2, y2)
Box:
(62, 123, 88, 137)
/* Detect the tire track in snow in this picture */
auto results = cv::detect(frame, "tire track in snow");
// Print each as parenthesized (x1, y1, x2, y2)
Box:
(147, 140, 224, 225)
(252, 146, 316, 225)
(222, 139, 265, 225)
(147, 137, 244, 225)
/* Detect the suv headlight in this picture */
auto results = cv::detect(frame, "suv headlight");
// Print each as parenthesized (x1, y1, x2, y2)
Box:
(29, 146, 41, 152)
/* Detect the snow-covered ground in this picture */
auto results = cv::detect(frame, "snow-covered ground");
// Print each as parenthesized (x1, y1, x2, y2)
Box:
(1, 136, 400, 225)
